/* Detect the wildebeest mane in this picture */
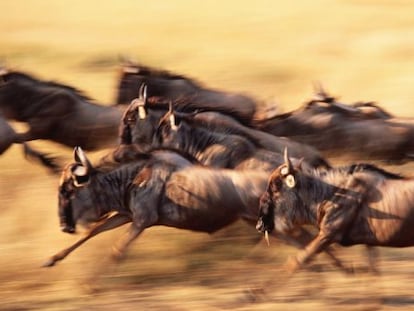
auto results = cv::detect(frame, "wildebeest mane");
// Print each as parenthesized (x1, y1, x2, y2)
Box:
(344, 163, 404, 179)
(351, 101, 392, 119)
(146, 95, 258, 125)
(316, 162, 404, 180)
(96, 145, 202, 173)
(1, 70, 92, 102)
(122, 62, 203, 87)
(170, 112, 264, 149)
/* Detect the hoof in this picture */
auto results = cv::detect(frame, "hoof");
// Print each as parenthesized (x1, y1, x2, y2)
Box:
(42, 259, 56, 267)
(242, 287, 267, 303)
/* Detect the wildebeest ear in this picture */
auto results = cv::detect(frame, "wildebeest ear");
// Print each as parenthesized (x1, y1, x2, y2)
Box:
(284, 174, 296, 188)
(119, 55, 139, 72)
(73, 146, 92, 173)
(0, 67, 7, 85)
(312, 81, 333, 102)
(294, 157, 304, 171)
(0, 67, 8, 76)
(71, 164, 90, 187)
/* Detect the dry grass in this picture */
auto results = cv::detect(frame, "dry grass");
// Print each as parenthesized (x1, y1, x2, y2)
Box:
(2, 1, 414, 310)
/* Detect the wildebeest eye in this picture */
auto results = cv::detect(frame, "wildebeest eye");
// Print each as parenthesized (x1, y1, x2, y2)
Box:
(59, 181, 74, 199)
(270, 178, 283, 193)
(124, 108, 138, 123)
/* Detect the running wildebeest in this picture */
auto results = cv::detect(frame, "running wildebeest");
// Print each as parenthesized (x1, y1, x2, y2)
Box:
(119, 88, 330, 169)
(115, 61, 262, 125)
(0, 113, 59, 172)
(0, 68, 124, 155)
(252, 88, 414, 163)
(256, 149, 414, 274)
(152, 106, 330, 170)
(43, 147, 347, 270)
(118, 85, 260, 149)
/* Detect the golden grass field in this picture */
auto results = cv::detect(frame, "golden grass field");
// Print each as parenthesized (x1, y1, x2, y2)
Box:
(1, 1, 414, 310)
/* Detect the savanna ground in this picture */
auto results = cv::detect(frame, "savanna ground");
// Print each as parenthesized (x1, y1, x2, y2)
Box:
(1, 1, 414, 310)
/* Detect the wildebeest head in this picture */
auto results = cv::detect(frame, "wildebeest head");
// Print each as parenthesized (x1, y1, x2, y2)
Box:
(153, 103, 182, 146)
(152, 105, 200, 148)
(58, 147, 99, 234)
(120, 83, 162, 147)
(121, 83, 148, 124)
(115, 61, 200, 106)
(256, 148, 301, 237)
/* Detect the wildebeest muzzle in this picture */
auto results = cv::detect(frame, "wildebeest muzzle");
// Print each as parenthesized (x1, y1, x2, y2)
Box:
(255, 216, 274, 234)
(59, 194, 76, 234)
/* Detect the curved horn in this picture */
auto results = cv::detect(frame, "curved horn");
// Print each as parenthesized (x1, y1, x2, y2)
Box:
(283, 147, 293, 173)
(73, 146, 92, 173)
(139, 83, 148, 102)
(135, 83, 147, 119)
(168, 102, 178, 131)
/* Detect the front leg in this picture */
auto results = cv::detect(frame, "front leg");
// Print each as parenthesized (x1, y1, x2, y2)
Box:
(43, 214, 131, 267)
(285, 233, 332, 274)
(292, 227, 352, 273)
(286, 175, 364, 274)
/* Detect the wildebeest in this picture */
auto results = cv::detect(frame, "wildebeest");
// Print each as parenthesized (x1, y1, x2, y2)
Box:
(0, 113, 59, 172)
(256, 149, 414, 274)
(43, 147, 345, 270)
(115, 61, 261, 125)
(42, 146, 267, 267)
(153, 107, 330, 170)
(0, 68, 124, 154)
(252, 88, 414, 163)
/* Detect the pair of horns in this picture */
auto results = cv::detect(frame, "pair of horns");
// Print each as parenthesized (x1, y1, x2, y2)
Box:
(312, 82, 359, 113)
(157, 102, 178, 131)
(130, 83, 147, 120)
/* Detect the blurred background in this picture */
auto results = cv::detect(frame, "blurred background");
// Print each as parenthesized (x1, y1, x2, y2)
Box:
(1, 1, 414, 310)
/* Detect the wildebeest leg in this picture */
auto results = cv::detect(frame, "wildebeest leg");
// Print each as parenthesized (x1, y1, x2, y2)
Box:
(0, 123, 60, 173)
(248, 215, 350, 273)
(292, 227, 352, 273)
(22, 143, 61, 173)
(285, 232, 333, 274)
(111, 223, 144, 261)
(42, 214, 131, 267)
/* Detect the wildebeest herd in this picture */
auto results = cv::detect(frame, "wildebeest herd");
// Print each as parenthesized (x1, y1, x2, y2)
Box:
(2, 62, 414, 293)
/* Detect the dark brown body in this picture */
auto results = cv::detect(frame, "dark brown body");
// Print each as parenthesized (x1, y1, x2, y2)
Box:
(253, 96, 414, 163)
(0, 70, 124, 151)
(0, 112, 58, 172)
(153, 110, 330, 171)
